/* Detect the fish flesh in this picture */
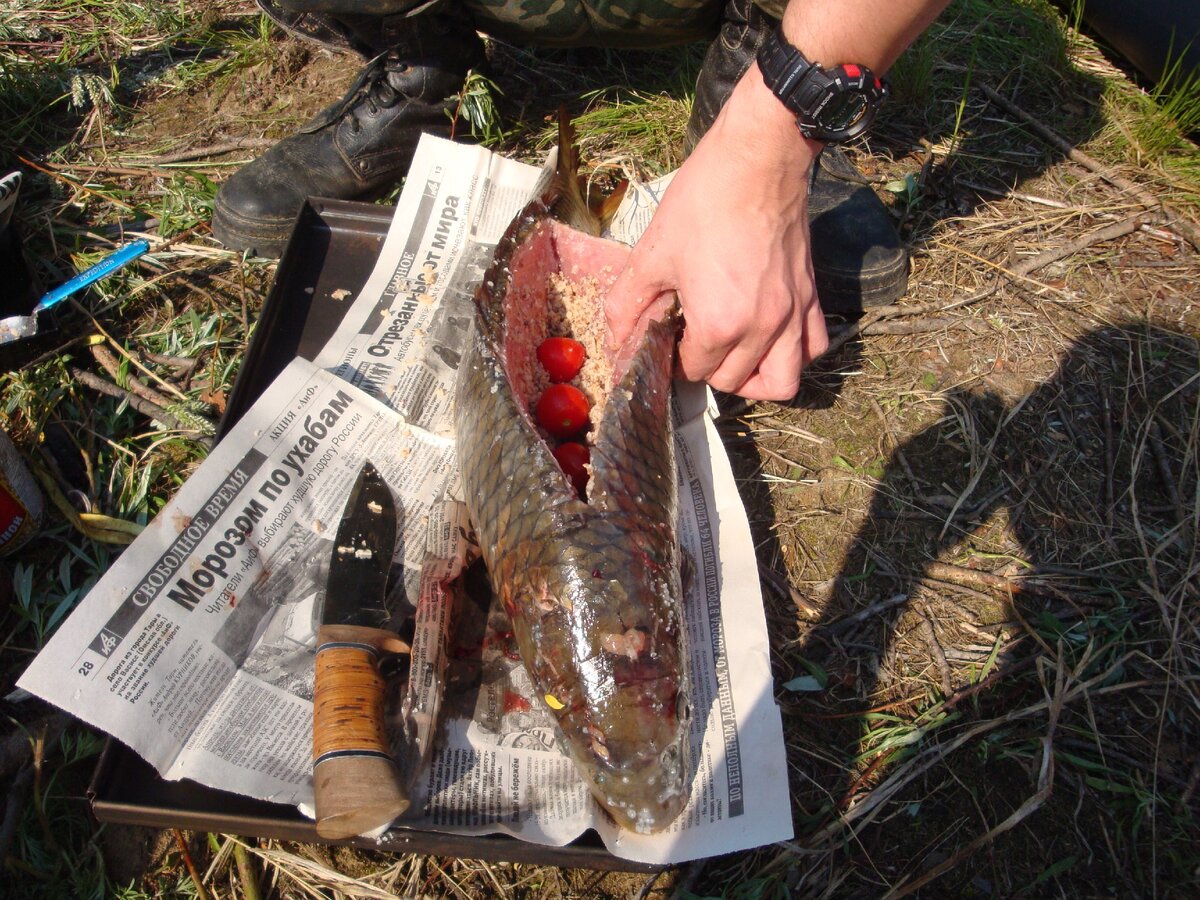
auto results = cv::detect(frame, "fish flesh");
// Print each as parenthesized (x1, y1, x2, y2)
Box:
(454, 125, 691, 833)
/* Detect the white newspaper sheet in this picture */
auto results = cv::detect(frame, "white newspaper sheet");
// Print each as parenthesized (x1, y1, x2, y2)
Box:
(19, 135, 792, 864)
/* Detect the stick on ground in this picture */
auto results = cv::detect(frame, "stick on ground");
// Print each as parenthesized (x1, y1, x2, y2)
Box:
(979, 82, 1200, 251)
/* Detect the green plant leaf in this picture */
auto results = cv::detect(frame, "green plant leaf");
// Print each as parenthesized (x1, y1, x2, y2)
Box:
(782, 675, 824, 692)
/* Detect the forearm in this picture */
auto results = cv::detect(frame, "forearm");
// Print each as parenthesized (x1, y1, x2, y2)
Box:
(780, 0, 951, 74)
(726, 0, 951, 176)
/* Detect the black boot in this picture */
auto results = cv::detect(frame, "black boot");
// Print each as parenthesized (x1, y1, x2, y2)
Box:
(212, 12, 483, 257)
(256, 0, 369, 58)
(687, 0, 907, 315)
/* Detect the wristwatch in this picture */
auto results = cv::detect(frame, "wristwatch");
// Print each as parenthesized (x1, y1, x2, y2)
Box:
(756, 27, 889, 143)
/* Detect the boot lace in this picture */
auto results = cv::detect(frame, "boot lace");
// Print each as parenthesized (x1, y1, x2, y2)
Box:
(328, 51, 411, 135)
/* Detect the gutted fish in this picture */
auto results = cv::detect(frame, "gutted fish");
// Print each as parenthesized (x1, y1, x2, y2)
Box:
(454, 126, 691, 833)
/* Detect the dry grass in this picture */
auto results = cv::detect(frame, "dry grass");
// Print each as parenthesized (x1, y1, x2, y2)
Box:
(1, 0, 1198, 896)
(724, 29, 1200, 891)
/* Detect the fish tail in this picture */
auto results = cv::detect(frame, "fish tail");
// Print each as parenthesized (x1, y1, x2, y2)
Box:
(552, 110, 600, 236)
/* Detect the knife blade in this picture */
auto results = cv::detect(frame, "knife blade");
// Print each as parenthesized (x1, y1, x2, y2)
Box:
(312, 460, 411, 839)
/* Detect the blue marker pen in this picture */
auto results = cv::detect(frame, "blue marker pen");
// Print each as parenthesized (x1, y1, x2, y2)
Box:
(33, 239, 152, 316)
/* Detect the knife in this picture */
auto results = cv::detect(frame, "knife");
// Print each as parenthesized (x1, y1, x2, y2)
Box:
(312, 461, 411, 839)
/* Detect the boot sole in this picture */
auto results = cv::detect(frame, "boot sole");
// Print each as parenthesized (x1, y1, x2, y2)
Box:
(211, 197, 295, 259)
(815, 253, 909, 317)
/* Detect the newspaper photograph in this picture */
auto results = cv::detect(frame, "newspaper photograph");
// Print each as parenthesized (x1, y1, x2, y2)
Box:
(19, 134, 792, 864)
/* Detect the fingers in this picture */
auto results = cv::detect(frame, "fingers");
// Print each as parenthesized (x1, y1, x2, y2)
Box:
(611, 245, 826, 402)
(676, 316, 739, 389)
(604, 236, 670, 349)
(801, 289, 830, 365)
(691, 292, 829, 401)
(701, 325, 802, 401)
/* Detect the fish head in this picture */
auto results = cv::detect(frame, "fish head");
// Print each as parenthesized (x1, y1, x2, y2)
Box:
(568, 664, 691, 834)
(533, 536, 691, 834)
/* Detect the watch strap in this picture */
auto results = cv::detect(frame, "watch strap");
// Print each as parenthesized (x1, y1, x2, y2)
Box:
(756, 28, 887, 143)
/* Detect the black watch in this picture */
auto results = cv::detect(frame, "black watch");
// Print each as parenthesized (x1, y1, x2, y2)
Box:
(756, 27, 888, 143)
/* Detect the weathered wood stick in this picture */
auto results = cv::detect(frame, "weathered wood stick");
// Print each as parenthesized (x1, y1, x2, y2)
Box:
(979, 82, 1200, 252)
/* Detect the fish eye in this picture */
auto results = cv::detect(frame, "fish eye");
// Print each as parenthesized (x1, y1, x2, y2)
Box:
(659, 743, 681, 778)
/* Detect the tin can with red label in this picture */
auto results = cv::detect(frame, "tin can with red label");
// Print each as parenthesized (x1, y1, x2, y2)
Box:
(0, 427, 43, 556)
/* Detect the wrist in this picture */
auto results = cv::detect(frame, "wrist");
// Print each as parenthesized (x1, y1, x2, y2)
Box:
(724, 61, 824, 173)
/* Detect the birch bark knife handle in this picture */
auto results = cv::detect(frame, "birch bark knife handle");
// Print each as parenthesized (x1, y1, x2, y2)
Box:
(312, 623, 411, 839)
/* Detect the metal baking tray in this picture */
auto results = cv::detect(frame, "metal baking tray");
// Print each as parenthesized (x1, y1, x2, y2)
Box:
(88, 197, 656, 872)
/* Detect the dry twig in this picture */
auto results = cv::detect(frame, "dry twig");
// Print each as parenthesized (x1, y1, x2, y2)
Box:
(91, 344, 176, 410)
(145, 351, 202, 375)
(863, 318, 989, 336)
(759, 563, 823, 619)
(828, 593, 908, 633)
(917, 605, 954, 696)
(124, 137, 276, 164)
(173, 829, 211, 900)
(70, 367, 189, 431)
(979, 82, 1200, 251)
(922, 561, 1068, 599)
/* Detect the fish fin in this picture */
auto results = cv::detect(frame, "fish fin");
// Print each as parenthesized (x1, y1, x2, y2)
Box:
(594, 178, 629, 230)
(553, 109, 601, 237)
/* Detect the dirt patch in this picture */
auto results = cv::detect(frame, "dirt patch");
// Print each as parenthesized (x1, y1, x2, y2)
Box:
(123, 44, 354, 155)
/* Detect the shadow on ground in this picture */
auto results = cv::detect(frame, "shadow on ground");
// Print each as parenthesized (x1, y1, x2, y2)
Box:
(742, 320, 1198, 894)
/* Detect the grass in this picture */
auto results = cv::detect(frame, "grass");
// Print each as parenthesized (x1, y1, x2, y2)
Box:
(0, 0, 209, 163)
(1, 0, 1198, 896)
(881, 0, 1090, 143)
(454, 70, 510, 146)
(536, 88, 694, 178)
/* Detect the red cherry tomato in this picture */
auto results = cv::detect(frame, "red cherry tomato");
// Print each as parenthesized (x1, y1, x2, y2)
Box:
(536, 384, 590, 438)
(553, 441, 590, 494)
(537, 337, 587, 383)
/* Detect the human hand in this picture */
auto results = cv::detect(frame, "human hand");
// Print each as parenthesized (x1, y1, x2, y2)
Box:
(605, 65, 829, 401)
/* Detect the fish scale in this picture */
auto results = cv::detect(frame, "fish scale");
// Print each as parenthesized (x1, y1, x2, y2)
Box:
(455, 148, 692, 833)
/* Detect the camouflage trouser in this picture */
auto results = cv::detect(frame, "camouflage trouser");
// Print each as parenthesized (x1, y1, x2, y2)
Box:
(266, 0, 785, 50)
(464, 0, 721, 48)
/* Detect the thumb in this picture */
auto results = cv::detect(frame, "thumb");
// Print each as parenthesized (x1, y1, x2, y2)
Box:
(604, 240, 672, 349)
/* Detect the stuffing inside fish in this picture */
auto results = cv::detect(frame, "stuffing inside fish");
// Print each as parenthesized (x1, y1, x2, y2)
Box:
(455, 125, 691, 834)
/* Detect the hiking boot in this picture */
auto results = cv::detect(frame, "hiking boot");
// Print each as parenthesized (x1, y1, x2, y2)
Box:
(806, 146, 908, 314)
(686, 0, 907, 315)
(212, 12, 483, 257)
(256, 0, 368, 58)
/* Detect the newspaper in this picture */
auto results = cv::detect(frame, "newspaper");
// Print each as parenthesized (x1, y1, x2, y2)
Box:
(19, 135, 792, 864)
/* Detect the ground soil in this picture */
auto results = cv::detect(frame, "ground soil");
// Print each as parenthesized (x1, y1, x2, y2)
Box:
(5, 7, 1198, 897)
(125, 45, 353, 153)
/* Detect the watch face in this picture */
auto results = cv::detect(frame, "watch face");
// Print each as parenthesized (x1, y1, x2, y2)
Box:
(818, 91, 871, 134)
(806, 63, 887, 142)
